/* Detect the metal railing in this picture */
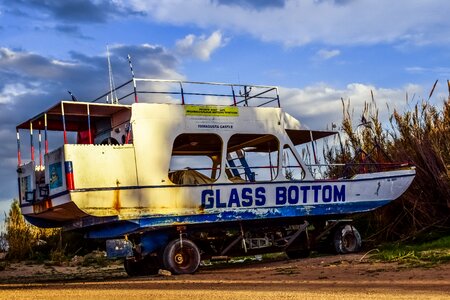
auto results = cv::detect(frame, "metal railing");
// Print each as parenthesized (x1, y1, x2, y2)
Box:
(303, 162, 414, 179)
(92, 78, 281, 107)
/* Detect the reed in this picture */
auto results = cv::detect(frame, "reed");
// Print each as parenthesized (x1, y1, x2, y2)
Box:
(326, 82, 450, 242)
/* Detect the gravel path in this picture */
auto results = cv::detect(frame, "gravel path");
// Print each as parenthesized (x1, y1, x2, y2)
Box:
(1, 254, 449, 300)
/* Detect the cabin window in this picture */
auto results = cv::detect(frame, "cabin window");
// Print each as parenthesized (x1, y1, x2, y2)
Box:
(282, 145, 305, 180)
(226, 134, 279, 182)
(169, 133, 222, 185)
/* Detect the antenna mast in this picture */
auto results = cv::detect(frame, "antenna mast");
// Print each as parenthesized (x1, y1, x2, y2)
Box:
(107, 45, 118, 104)
(128, 54, 138, 103)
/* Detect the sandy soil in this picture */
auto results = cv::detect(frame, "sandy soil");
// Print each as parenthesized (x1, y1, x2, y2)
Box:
(0, 254, 449, 300)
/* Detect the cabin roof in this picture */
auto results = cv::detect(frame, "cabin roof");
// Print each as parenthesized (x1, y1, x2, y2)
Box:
(16, 101, 131, 131)
(286, 129, 337, 145)
(16, 100, 337, 145)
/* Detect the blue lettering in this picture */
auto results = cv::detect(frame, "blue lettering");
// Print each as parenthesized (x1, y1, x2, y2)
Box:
(322, 185, 332, 203)
(275, 187, 286, 205)
(241, 188, 253, 207)
(311, 186, 321, 203)
(201, 190, 214, 209)
(288, 186, 299, 204)
(255, 187, 266, 206)
(333, 185, 346, 202)
(216, 189, 226, 208)
(228, 188, 241, 207)
(203, 185, 345, 210)
(300, 186, 310, 203)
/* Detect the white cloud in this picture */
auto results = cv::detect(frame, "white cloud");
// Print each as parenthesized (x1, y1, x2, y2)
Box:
(175, 31, 225, 61)
(0, 83, 45, 104)
(406, 66, 450, 77)
(51, 59, 77, 67)
(127, 0, 450, 46)
(316, 49, 340, 60)
(279, 82, 423, 130)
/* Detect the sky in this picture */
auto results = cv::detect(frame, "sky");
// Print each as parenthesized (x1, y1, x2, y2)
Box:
(0, 0, 450, 221)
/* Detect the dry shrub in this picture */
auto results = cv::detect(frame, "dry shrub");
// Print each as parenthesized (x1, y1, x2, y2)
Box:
(326, 85, 450, 242)
(4, 199, 61, 260)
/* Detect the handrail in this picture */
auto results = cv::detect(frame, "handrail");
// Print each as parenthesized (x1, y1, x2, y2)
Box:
(92, 78, 281, 107)
(92, 79, 133, 103)
(304, 162, 413, 167)
(302, 162, 414, 179)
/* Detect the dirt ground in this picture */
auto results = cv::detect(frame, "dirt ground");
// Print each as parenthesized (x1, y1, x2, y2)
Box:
(0, 254, 449, 300)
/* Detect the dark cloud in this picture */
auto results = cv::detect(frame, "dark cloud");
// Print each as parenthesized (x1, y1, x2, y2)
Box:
(215, 0, 285, 10)
(112, 45, 180, 74)
(1, 0, 145, 23)
(0, 6, 30, 18)
(0, 45, 181, 203)
(54, 25, 93, 40)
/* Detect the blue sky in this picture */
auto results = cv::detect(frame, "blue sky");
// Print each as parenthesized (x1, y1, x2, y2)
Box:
(0, 0, 449, 220)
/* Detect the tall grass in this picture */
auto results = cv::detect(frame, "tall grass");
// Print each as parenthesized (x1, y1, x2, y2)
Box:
(326, 82, 450, 242)
(4, 199, 61, 260)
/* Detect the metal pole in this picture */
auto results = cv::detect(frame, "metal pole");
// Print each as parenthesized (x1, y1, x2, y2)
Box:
(309, 131, 318, 164)
(244, 86, 248, 106)
(44, 114, 48, 154)
(16, 129, 21, 166)
(127, 55, 138, 103)
(231, 86, 237, 106)
(87, 104, 92, 144)
(180, 82, 185, 105)
(125, 123, 132, 144)
(276, 87, 281, 107)
(30, 122, 34, 162)
(107, 45, 115, 104)
(61, 103, 68, 144)
(38, 130, 42, 169)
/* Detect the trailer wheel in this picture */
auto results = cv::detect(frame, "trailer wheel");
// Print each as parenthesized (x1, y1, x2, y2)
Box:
(163, 239, 200, 274)
(333, 225, 361, 254)
(124, 255, 160, 276)
(286, 249, 310, 259)
(142, 255, 162, 275)
(124, 258, 142, 276)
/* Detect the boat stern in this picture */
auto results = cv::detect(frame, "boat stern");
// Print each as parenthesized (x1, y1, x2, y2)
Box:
(17, 146, 88, 226)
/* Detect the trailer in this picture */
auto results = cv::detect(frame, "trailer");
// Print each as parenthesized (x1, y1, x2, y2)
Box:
(16, 78, 415, 274)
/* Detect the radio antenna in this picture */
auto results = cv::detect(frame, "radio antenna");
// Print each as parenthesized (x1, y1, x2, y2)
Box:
(107, 45, 118, 104)
(127, 54, 138, 103)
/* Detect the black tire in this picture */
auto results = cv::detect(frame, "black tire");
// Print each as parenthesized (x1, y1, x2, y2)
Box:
(142, 254, 162, 275)
(286, 249, 310, 259)
(124, 255, 161, 276)
(333, 225, 362, 254)
(163, 239, 201, 274)
(124, 258, 142, 276)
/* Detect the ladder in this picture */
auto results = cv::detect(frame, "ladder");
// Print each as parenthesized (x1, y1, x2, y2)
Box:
(227, 150, 255, 182)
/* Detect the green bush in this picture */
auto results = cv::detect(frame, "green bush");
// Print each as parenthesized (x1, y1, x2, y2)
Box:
(4, 200, 62, 261)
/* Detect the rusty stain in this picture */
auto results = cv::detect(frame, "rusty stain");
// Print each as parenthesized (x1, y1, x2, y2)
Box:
(113, 179, 121, 212)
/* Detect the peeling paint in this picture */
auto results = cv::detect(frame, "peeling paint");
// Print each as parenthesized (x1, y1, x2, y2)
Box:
(86, 200, 392, 238)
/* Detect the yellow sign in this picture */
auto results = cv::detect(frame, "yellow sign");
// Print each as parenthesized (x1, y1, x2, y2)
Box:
(185, 105, 239, 117)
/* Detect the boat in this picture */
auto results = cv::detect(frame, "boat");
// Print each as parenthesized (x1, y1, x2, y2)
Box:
(16, 78, 415, 274)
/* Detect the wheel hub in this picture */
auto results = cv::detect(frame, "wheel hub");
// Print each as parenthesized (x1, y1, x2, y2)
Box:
(174, 253, 184, 265)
